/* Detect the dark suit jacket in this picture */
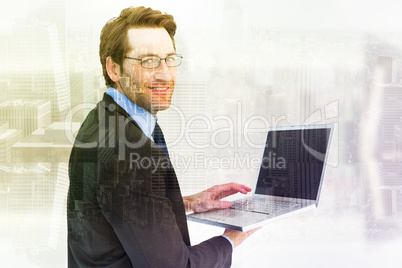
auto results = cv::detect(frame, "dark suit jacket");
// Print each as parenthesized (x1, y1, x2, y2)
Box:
(67, 93, 232, 267)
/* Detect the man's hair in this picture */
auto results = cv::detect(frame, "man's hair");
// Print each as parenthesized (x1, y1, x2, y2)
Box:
(99, 6, 177, 87)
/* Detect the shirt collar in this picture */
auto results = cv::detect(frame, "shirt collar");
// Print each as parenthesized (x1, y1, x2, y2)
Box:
(106, 87, 156, 141)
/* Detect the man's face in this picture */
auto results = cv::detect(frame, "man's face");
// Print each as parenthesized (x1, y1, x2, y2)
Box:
(118, 28, 176, 115)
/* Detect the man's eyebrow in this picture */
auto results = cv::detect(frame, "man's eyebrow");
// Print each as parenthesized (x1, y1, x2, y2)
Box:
(135, 52, 177, 58)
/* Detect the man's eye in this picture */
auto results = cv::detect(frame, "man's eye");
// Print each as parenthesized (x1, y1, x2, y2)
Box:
(166, 57, 175, 62)
(142, 58, 154, 64)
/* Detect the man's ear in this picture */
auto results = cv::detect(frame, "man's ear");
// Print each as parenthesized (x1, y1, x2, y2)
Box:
(106, 56, 121, 83)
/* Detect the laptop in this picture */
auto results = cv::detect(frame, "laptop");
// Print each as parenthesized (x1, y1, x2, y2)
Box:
(187, 124, 334, 232)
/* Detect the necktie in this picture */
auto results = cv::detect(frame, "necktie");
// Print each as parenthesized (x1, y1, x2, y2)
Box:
(152, 122, 169, 157)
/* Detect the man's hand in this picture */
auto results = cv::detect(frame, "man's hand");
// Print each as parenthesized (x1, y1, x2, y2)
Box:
(223, 227, 261, 248)
(183, 183, 251, 213)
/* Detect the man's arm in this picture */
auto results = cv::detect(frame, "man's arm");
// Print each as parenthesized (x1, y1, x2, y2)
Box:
(95, 149, 235, 267)
(222, 227, 261, 248)
(69, 143, 234, 267)
(96, 179, 234, 267)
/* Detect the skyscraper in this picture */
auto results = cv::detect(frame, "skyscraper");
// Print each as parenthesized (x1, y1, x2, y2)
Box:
(69, 68, 96, 122)
(9, 18, 71, 122)
(0, 122, 22, 163)
(159, 73, 208, 194)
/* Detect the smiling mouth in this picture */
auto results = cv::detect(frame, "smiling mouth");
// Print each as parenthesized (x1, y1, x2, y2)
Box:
(149, 86, 169, 91)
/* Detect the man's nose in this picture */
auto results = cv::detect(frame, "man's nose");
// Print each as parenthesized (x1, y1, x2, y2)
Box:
(154, 60, 172, 81)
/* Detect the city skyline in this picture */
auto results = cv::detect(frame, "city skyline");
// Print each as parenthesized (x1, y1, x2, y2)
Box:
(1, 0, 402, 267)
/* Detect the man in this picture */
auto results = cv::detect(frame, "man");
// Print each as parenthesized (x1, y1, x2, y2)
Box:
(68, 6, 257, 267)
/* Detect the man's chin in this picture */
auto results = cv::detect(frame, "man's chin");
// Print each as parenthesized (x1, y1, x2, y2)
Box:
(152, 103, 171, 114)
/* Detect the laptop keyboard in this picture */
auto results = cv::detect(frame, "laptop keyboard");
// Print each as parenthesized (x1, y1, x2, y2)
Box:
(230, 198, 299, 214)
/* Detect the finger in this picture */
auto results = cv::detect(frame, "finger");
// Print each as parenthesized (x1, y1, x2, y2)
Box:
(237, 185, 252, 194)
(214, 184, 252, 199)
(220, 183, 251, 193)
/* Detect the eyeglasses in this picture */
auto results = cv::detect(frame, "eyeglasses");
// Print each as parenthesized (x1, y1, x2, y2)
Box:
(125, 54, 183, 69)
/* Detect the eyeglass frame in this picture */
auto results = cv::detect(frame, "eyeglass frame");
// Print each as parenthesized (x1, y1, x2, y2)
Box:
(125, 54, 183, 69)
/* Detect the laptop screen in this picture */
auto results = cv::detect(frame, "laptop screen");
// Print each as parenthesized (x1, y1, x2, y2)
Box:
(255, 127, 331, 200)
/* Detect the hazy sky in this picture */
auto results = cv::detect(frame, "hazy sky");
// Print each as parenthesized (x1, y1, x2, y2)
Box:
(1, 0, 402, 35)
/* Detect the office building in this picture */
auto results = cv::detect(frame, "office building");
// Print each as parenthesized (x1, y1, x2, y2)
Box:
(69, 68, 96, 122)
(0, 122, 22, 163)
(0, 100, 51, 138)
(12, 121, 79, 162)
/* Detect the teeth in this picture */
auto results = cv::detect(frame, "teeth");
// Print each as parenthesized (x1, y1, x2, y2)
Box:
(150, 87, 168, 91)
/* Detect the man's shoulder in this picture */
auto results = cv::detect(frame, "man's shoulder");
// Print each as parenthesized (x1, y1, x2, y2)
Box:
(69, 96, 117, 157)
(73, 101, 103, 145)
(71, 95, 151, 161)
(74, 94, 126, 142)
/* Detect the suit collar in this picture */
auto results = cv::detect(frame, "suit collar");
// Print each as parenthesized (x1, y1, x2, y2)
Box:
(101, 93, 141, 130)
(105, 87, 156, 140)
